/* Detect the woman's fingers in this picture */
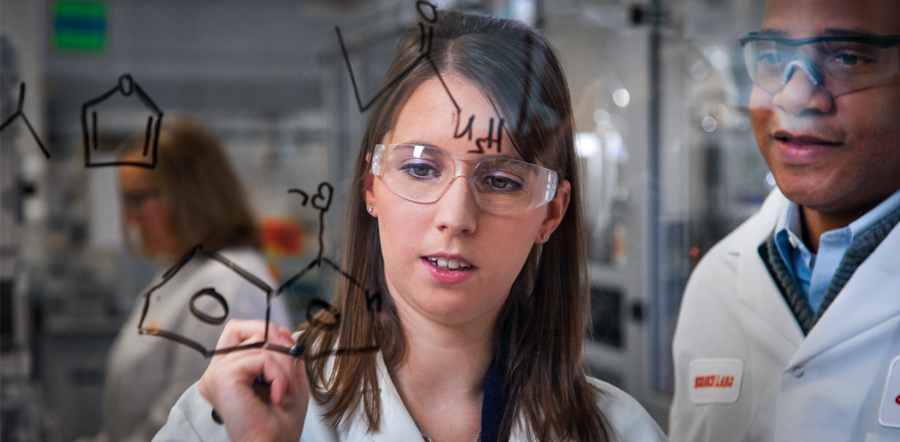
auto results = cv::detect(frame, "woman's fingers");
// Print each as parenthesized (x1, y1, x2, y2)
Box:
(214, 319, 284, 349)
(199, 342, 309, 441)
(193, 319, 310, 441)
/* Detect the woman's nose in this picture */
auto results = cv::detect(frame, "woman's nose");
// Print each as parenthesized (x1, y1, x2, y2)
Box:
(433, 176, 477, 236)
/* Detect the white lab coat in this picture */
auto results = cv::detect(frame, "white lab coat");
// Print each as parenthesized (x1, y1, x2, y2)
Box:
(153, 352, 668, 442)
(96, 247, 291, 442)
(669, 189, 900, 442)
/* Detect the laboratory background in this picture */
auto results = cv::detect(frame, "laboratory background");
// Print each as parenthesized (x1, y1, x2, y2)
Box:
(1, 0, 770, 440)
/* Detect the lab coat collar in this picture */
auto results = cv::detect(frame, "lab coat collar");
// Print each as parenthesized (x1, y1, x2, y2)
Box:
(340, 352, 424, 442)
(733, 189, 806, 348)
(340, 352, 525, 442)
(787, 218, 900, 368)
(730, 189, 900, 369)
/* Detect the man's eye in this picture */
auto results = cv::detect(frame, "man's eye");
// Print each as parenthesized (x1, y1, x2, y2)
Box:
(759, 52, 787, 65)
(837, 54, 860, 65)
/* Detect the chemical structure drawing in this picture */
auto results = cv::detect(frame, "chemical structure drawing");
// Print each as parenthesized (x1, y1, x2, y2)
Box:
(335, 0, 511, 155)
(0, 83, 51, 159)
(81, 73, 163, 169)
(136, 244, 276, 358)
(277, 182, 382, 314)
(136, 182, 380, 361)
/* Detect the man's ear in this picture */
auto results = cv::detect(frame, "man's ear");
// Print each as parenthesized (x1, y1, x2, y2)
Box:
(536, 180, 570, 243)
(363, 173, 377, 216)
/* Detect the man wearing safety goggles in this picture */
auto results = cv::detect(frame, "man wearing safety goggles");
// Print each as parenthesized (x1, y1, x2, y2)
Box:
(670, 0, 900, 441)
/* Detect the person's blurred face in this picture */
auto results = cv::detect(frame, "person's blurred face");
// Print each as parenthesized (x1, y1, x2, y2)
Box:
(118, 160, 179, 260)
(750, 0, 900, 217)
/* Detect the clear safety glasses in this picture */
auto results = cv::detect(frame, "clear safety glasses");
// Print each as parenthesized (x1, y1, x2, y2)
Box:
(370, 144, 559, 216)
(739, 33, 900, 97)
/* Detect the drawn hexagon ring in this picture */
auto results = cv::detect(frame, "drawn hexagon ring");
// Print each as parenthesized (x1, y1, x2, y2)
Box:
(189, 287, 230, 325)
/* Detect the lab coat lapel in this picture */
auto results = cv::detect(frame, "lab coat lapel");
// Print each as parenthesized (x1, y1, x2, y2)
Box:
(788, 224, 900, 367)
(343, 352, 424, 442)
(734, 190, 805, 348)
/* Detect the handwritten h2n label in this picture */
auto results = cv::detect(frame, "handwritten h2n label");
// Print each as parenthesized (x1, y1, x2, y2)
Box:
(689, 358, 744, 405)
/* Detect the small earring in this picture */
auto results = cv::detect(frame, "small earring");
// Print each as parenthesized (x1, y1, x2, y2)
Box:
(367, 206, 373, 213)
(542, 234, 548, 241)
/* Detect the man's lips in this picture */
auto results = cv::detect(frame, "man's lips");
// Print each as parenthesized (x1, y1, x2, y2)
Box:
(771, 130, 843, 165)
(772, 130, 842, 147)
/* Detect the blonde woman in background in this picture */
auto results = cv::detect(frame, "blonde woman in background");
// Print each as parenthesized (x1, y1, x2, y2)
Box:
(85, 118, 290, 442)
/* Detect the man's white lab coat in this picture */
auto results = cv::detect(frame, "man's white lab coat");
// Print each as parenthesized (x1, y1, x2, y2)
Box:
(669, 189, 900, 442)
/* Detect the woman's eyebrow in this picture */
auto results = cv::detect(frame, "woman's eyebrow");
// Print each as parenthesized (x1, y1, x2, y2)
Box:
(396, 140, 436, 147)
(394, 140, 524, 161)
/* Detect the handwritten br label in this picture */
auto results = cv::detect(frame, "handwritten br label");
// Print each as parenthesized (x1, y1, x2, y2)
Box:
(689, 358, 744, 405)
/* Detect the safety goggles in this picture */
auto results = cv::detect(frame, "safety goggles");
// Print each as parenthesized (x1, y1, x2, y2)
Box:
(370, 144, 559, 216)
(122, 188, 162, 213)
(739, 32, 900, 97)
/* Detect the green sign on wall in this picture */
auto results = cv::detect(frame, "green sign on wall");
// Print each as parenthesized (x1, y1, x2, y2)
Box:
(52, 1, 107, 52)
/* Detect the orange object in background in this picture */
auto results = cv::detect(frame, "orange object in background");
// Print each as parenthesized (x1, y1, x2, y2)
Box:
(261, 217, 305, 257)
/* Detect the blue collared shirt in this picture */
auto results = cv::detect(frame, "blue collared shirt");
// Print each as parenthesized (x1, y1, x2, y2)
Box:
(773, 188, 900, 312)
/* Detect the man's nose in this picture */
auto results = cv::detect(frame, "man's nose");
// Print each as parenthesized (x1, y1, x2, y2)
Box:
(433, 176, 477, 236)
(771, 56, 833, 114)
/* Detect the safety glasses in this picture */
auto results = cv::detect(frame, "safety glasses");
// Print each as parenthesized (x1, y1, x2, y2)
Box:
(370, 144, 559, 216)
(739, 32, 900, 97)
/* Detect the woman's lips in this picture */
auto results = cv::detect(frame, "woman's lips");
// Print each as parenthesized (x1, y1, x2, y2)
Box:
(773, 131, 842, 165)
(421, 256, 476, 284)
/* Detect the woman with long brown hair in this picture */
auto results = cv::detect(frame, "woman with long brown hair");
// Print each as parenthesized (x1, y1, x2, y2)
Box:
(156, 9, 666, 442)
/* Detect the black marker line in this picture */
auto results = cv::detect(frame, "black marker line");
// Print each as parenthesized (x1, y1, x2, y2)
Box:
(144, 116, 153, 157)
(288, 188, 310, 206)
(0, 110, 18, 130)
(336, 26, 431, 113)
(0, 83, 51, 158)
(81, 73, 163, 169)
(189, 288, 230, 325)
(137, 181, 384, 360)
(92, 111, 98, 150)
(335, 2, 512, 155)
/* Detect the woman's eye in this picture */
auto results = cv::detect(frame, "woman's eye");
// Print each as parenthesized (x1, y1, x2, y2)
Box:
(400, 163, 438, 178)
(490, 176, 510, 188)
(483, 175, 523, 191)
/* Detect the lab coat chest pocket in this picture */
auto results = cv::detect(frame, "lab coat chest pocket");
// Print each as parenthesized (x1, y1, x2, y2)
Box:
(689, 358, 744, 405)
(879, 355, 900, 429)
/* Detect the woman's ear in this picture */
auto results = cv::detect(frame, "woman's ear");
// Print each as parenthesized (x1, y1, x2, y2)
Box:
(536, 179, 570, 243)
(363, 173, 378, 217)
